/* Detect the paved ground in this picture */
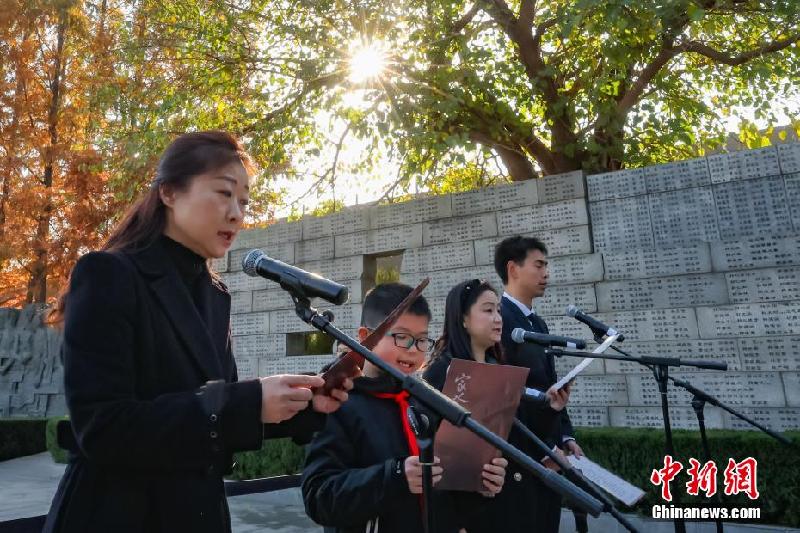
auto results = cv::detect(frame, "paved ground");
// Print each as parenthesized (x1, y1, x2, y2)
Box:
(1, 453, 796, 532)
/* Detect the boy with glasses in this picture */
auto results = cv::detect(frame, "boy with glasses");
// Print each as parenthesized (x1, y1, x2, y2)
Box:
(302, 283, 452, 533)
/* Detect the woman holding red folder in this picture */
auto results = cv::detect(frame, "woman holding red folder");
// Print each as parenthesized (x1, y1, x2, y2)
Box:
(423, 278, 569, 533)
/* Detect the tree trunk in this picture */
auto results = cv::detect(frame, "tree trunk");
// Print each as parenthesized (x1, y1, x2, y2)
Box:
(0, 26, 31, 249)
(26, 8, 67, 304)
(469, 131, 539, 181)
(495, 144, 538, 181)
(592, 121, 626, 173)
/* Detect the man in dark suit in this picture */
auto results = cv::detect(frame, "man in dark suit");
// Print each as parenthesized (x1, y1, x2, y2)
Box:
(491, 235, 585, 533)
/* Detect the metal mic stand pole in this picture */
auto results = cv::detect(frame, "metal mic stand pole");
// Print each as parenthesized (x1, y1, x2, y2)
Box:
(545, 347, 732, 533)
(408, 406, 435, 533)
(607, 345, 791, 446)
(510, 419, 640, 532)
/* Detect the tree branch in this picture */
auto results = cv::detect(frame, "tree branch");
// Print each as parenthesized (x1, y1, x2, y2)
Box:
(532, 17, 558, 48)
(681, 32, 800, 65)
(615, 46, 679, 116)
(478, 0, 578, 169)
(518, 0, 536, 29)
(241, 72, 344, 134)
(469, 130, 542, 180)
(453, 3, 481, 34)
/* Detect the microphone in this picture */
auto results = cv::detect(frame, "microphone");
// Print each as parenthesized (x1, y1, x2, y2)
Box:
(511, 328, 587, 350)
(522, 387, 548, 405)
(566, 305, 625, 342)
(242, 249, 349, 305)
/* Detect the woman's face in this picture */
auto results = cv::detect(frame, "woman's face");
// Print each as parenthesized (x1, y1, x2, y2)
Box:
(160, 160, 250, 259)
(463, 289, 502, 351)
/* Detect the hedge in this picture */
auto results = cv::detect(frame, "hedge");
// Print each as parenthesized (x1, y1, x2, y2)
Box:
(45, 416, 70, 464)
(577, 428, 800, 528)
(41, 420, 800, 527)
(0, 418, 47, 461)
(235, 427, 800, 528)
(230, 438, 306, 480)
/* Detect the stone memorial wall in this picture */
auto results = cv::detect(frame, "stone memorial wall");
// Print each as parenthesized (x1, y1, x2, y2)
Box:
(0, 306, 64, 418)
(3, 142, 799, 432)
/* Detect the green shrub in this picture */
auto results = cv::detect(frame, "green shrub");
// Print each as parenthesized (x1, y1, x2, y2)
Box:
(46, 416, 70, 464)
(575, 427, 800, 527)
(0, 418, 47, 461)
(228, 427, 800, 527)
(230, 438, 305, 480)
(29, 417, 800, 527)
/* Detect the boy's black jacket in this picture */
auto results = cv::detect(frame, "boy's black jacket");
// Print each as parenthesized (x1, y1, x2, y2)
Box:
(302, 374, 461, 533)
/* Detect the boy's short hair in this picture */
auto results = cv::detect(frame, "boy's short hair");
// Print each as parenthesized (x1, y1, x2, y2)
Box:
(493, 235, 548, 284)
(360, 282, 432, 328)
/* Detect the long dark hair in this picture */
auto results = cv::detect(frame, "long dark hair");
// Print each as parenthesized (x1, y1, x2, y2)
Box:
(432, 279, 504, 364)
(48, 131, 253, 324)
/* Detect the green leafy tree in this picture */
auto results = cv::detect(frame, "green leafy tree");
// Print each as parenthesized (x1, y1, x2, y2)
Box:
(239, 0, 799, 181)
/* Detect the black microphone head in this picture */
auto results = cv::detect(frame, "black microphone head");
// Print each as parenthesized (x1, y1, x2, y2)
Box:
(242, 249, 266, 277)
(566, 305, 580, 317)
(511, 328, 526, 344)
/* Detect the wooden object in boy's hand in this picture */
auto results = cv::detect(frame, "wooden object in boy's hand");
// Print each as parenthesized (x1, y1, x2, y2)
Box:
(435, 358, 529, 492)
(318, 278, 430, 394)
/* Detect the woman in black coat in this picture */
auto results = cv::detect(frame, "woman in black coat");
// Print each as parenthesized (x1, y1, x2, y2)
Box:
(423, 279, 567, 533)
(43, 131, 351, 533)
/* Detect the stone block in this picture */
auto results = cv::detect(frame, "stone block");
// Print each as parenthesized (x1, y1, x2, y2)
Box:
(643, 156, 711, 193)
(451, 180, 538, 216)
(649, 187, 720, 246)
(369, 196, 452, 229)
(586, 168, 647, 201)
(295, 236, 335, 263)
(596, 273, 728, 311)
(536, 170, 585, 203)
(334, 224, 424, 257)
(590, 196, 654, 251)
(401, 241, 475, 273)
(422, 212, 497, 245)
(231, 312, 270, 337)
(711, 235, 800, 271)
(696, 302, 800, 338)
(713, 176, 792, 240)
(602, 243, 711, 281)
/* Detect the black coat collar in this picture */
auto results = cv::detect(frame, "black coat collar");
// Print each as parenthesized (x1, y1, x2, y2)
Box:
(126, 238, 227, 381)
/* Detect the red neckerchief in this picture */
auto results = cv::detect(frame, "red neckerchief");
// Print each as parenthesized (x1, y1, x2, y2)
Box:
(369, 390, 421, 457)
(370, 389, 425, 515)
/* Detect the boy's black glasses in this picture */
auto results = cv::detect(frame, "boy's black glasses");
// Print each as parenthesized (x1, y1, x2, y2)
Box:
(384, 332, 435, 353)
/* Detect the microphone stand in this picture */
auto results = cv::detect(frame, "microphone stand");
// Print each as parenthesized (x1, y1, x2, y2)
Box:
(408, 406, 435, 533)
(606, 344, 791, 446)
(544, 348, 732, 533)
(287, 291, 605, 519)
(607, 344, 793, 533)
(510, 418, 640, 532)
(690, 393, 723, 533)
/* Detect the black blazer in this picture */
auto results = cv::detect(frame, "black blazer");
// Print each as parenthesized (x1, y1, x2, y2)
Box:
(44, 239, 319, 533)
(499, 296, 574, 447)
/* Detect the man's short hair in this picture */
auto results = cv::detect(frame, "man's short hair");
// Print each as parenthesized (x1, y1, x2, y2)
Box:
(493, 235, 548, 284)
(360, 282, 432, 327)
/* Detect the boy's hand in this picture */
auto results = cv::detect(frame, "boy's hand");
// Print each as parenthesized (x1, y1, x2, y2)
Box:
(404, 456, 442, 494)
(479, 457, 507, 497)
